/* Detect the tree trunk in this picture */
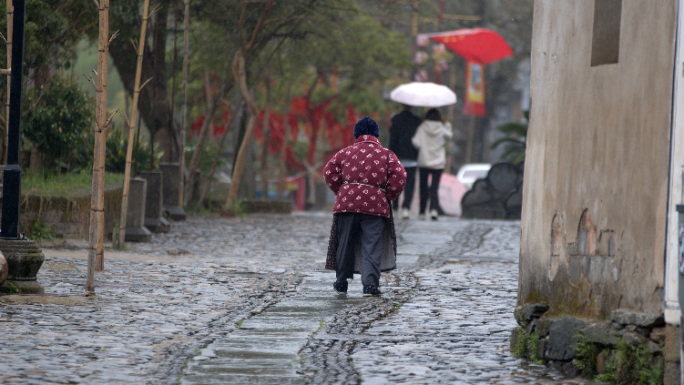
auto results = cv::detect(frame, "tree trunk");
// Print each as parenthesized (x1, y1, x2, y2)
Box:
(226, 51, 259, 206)
(179, 0, 189, 205)
(87, 0, 112, 294)
(276, 125, 288, 199)
(109, 4, 174, 163)
(198, 97, 242, 205)
(183, 68, 224, 206)
(115, 0, 151, 250)
(260, 78, 270, 200)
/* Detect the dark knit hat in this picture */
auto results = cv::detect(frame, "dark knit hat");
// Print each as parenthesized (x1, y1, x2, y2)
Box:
(353, 116, 380, 139)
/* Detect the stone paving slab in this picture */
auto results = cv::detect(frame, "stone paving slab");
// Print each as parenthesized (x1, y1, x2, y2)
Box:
(0, 214, 333, 384)
(1, 214, 601, 384)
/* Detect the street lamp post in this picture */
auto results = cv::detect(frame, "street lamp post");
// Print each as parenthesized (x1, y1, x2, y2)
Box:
(0, 0, 45, 295)
(1, 0, 24, 239)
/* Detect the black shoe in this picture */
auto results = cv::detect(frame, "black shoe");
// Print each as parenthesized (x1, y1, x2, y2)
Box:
(363, 285, 382, 297)
(333, 281, 348, 294)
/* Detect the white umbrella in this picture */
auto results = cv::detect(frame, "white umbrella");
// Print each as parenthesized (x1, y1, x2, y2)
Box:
(389, 82, 457, 107)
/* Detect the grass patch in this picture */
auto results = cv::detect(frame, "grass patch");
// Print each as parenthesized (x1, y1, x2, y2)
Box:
(22, 170, 124, 197)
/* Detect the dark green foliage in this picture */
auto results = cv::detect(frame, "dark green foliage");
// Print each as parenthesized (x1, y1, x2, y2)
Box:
(511, 325, 545, 364)
(105, 124, 163, 174)
(183, 137, 227, 179)
(490, 110, 528, 164)
(22, 75, 94, 170)
(605, 339, 663, 385)
(571, 331, 664, 385)
(511, 325, 528, 358)
(29, 218, 55, 241)
(573, 331, 599, 378)
(0, 0, 97, 74)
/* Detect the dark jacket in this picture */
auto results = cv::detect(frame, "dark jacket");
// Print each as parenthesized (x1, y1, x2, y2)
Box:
(388, 110, 422, 161)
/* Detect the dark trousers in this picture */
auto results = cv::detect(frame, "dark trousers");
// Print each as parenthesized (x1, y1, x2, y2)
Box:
(419, 168, 443, 214)
(392, 166, 417, 211)
(335, 213, 384, 287)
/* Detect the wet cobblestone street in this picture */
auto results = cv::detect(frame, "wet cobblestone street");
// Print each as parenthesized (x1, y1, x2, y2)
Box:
(0, 214, 596, 384)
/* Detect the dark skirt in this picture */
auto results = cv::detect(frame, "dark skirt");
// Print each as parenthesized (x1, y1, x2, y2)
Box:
(325, 212, 397, 273)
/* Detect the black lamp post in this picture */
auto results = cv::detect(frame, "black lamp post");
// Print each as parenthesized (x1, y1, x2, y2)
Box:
(1, 0, 25, 239)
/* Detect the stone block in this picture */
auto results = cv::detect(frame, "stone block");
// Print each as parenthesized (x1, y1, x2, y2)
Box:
(596, 350, 606, 374)
(125, 178, 151, 243)
(537, 338, 546, 360)
(510, 326, 521, 351)
(546, 316, 585, 361)
(515, 303, 550, 326)
(583, 322, 619, 346)
(159, 162, 187, 221)
(0, 239, 45, 294)
(622, 331, 646, 346)
(611, 309, 665, 328)
(529, 319, 554, 337)
(650, 326, 666, 343)
(139, 171, 170, 233)
(460, 162, 525, 220)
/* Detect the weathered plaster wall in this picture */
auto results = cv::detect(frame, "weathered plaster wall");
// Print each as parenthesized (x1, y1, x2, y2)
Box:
(520, 0, 676, 319)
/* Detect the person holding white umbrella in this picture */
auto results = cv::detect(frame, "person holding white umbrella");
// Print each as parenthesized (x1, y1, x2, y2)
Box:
(412, 108, 453, 221)
(389, 82, 456, 220)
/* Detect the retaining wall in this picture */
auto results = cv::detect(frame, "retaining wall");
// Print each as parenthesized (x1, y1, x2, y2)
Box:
(19, 183, 123, 239)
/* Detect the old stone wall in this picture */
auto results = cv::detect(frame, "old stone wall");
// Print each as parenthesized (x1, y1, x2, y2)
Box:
(19, 183, 123, 239)
(520, 0, 676, 319)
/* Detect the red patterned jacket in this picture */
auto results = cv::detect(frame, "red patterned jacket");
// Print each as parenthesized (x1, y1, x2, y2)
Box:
(324, 135, 407, 218)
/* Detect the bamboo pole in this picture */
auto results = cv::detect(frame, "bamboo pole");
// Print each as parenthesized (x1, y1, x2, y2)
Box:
(179, 0, 189, 206)
(115, 0, 152, 249)
(87, 0, 117, 293)
(259, 78, 270, 200)
(2, 0, 11, 165)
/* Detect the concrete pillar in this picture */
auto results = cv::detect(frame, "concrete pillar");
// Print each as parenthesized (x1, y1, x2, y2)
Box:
(159, 162, 187, 221)
(139, 171, 170, 233)
(125, 178, 152, 242)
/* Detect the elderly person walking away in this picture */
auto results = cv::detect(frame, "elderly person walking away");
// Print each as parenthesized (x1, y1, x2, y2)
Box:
(324, 117, 407, 296)
(388, 104, 422, 219)
(412, 108, 453, 221)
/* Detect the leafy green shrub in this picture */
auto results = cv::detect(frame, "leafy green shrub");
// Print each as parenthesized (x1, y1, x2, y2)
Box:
(571, 332, 664, 385)
(105, 123, 163, 173)
(573, 331, 598, 378)
(528, 331, 545, 364)
(29, 219, 55, 241)
(22, 75, 94, 171)
(511, 325, 528, 358)
(609, 339, 663, 385)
